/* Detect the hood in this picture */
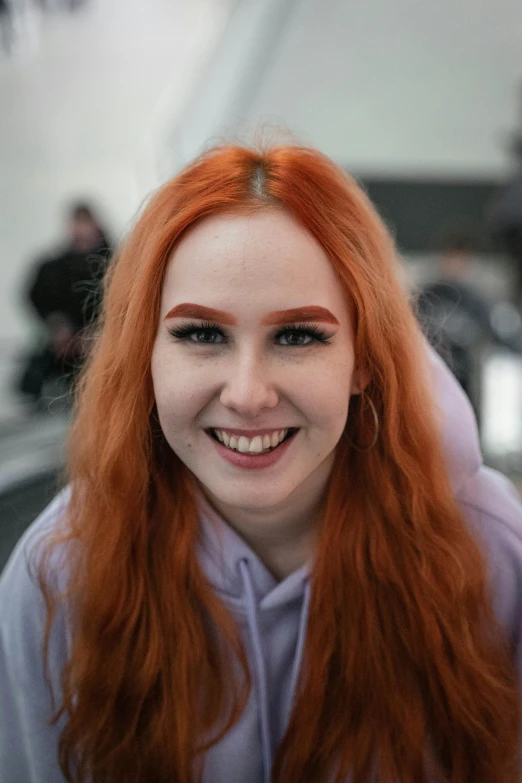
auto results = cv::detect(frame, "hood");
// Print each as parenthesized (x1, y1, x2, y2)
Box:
(197, 493, 310, 610)
(427, 344, 482, 493)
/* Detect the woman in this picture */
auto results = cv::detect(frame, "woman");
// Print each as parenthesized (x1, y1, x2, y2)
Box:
(1, 143, 521, 783)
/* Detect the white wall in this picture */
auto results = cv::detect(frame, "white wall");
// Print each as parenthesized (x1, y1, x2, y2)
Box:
(0, 0, 234, 349)
(243, 0, 522, 177)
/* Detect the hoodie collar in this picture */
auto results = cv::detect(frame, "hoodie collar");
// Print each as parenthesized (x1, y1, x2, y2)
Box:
(196, 493, 312, 783)
(196, 492, 310, 612)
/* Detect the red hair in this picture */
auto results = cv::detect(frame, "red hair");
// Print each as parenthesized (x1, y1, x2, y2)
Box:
(37, 143, 520, 782)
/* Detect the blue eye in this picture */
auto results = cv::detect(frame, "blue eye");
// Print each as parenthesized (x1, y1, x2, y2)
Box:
(169, 321, 227, 344)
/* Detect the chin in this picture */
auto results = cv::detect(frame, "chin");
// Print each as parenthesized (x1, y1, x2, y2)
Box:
(204, 479, 296, 515)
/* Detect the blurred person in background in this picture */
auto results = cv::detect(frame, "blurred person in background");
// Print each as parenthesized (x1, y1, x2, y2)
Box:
(415, 235, 522, 425)
(17, 201, 111, 410)
(416, 237, 494, 417)
(488, 88, 522, 308)
(0, 0, 13, 54)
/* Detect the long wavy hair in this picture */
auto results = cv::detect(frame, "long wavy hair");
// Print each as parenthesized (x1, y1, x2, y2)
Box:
(37, 143, 520, 782)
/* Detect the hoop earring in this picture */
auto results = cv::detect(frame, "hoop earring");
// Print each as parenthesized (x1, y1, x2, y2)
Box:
(347, 393, 380, 452)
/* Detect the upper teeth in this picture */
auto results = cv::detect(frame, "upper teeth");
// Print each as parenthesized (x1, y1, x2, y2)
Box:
(213, 429, 289, 453)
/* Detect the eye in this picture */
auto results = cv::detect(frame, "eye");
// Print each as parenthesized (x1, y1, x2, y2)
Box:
(275, 325, 332, 346)
(278, 330, 313, 346)
(168, 321, 227, 344)
(190, 329, 225, 344)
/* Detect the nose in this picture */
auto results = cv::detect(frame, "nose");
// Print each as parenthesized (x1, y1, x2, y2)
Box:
(219, 354, 279, 417)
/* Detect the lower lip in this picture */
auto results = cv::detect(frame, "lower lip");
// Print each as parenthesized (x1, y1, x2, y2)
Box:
(207, 431, 298, 470)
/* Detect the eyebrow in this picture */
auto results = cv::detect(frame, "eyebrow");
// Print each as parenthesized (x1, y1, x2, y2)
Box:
(164, 303, 339, 326)
(261, 306, 339, 326)
(164, 304, 237, 325)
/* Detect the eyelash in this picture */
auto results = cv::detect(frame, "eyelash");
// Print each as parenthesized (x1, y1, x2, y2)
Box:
(168, 321, 332, 346)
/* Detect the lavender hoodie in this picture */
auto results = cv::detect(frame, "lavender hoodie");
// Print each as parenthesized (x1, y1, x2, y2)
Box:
(1, 350, 522, 783)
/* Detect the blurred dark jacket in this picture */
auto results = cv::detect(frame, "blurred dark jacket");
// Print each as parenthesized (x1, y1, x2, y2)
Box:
(18, 237, 111, 405)
(416, 280, 494, 416)
(27, 238, 110, 331)
(417, 280, 493, 352)
(488, 173, 522, 301)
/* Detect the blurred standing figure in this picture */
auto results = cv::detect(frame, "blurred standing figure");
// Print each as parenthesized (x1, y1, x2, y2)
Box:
(416, 238, 493, 419)
(18, 202, 111, 409)
(0, 0, 13, 54)
(488, 84, 522, 307)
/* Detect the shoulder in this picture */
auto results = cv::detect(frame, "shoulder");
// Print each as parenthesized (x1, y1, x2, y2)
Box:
(456, 467, 522, 644)
(0, 490, 71, 782)
(0, 488, 72, 674)
(1, 487, 71, 589)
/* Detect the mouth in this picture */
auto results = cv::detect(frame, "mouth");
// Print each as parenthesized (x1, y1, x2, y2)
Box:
(207, 427, 298, 454)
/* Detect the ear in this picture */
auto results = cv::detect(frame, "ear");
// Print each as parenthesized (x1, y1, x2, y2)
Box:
(350, 365, 370, 396)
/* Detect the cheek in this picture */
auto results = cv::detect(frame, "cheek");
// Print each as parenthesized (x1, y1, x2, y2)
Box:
(296, 360, 353, 430)
(151, 355, 206, 430)
(154, 382, 207, 431)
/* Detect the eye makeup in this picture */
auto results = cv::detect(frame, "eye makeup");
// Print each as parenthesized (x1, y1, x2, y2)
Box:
(168, 321, 334, 346)
(275, 324, 332, 345)
(168, 321, 226, 344)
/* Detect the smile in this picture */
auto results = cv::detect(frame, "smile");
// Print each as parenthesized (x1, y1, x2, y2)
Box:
(209, 428, 297, 454)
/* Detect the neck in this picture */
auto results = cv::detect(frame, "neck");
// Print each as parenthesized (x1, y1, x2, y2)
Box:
(201, 459, 332, 581)
(238, 508, 319, 581)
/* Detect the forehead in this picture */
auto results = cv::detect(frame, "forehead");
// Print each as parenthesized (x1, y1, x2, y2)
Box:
(161, 210, 348, 317)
